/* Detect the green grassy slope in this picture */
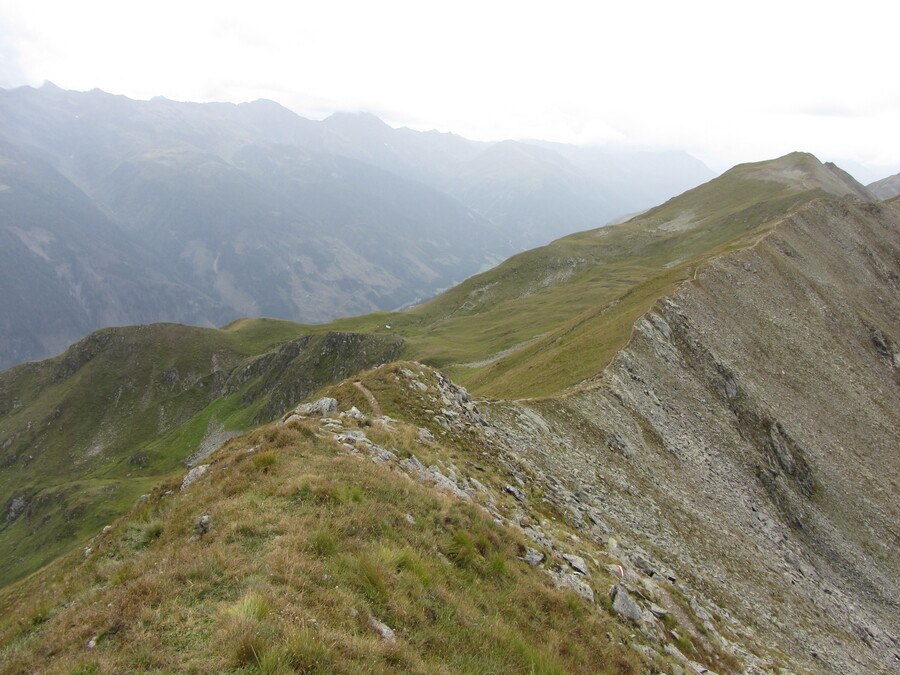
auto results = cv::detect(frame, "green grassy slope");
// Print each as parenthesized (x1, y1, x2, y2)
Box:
(0, 364, 735, 674)
(0, 324, 401, 587)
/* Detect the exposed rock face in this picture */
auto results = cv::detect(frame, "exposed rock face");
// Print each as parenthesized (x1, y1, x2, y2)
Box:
(480, 197, 900, 673)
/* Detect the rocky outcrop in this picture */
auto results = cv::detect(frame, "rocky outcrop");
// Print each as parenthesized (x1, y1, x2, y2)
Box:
(226, 332, 404, 423)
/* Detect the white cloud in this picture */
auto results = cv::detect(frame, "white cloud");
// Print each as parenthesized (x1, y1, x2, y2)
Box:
(0, 0, 898, 177)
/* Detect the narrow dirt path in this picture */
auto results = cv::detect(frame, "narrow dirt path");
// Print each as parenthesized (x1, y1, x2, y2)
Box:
(353, 381, 382, 416)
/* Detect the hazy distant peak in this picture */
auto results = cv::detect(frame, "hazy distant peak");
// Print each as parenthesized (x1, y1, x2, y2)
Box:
(323, 110, 391, 131)
(242, 98, 292, 111)
(867, 171, 900, 200)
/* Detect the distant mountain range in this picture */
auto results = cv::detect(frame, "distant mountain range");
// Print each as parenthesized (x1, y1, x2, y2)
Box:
(0, 83, 713, 369)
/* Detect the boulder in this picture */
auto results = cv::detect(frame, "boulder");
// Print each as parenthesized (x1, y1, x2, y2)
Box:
(194, 513, 211, 537)
(563, 553, 590, 576)
(552, 570, 595, 602)
(520, 547, 545, 566)
(505, 484, 527, 502)
(288, 397, 338, 418)
(611, 584, 644, 623)
(368, 615, 396, 643)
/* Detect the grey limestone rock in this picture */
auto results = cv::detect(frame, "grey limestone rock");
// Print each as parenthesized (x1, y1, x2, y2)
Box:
(180, 464, 209, 491)
(552, 569, 595, 603)
(194, 513, 211, 537)
(520, 547, 545, 566)
(505, 484, 527, 502)
(368, 615, 396, 643)
(287, 397, 338, 418)
(6, 496, 27, 522)
(611, 583, 644, 623)
(563, 553, 590, 576)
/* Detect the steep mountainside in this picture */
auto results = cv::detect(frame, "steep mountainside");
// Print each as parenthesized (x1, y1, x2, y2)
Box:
(0, 83, 712, 368)
(868, 171, 900, 200)
(0, 154, 895, 673)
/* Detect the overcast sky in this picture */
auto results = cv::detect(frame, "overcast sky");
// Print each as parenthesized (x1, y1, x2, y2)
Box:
(1, 0, 898, 180)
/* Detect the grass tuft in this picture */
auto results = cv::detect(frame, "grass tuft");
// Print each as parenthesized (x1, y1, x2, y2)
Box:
(232, 590, 270, 621)
(308, 529, 338, 556)
(126, 519, 164, 549)
(252, 450, 278, 470)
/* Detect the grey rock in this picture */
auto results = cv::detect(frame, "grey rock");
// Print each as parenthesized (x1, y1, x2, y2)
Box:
(552, 570, 595, 602)
(367, 444, 398, 464)
(288, 397, 338, 418)
(522, 525, 554, 550)
(505, 484, 527, 502)
(405, 514, 416, 525)
(400, 455, 426, 474)
(611, 583, 644, 623)
(631, 553, 657, 577)
(563, 553, 590, 576)
(607, 563, 628, 580)
(468, 477, 494, 501)
(689, 597, 712, 623)
(180, 464, 209, 491)
(428, 468, 471, 499)
(520, 547, 545, 566)
(6, 496, 27, 522)
(417, 427, 435, 443)
(336, 430, 370, 445)
(368, 615, 396, 643)
(194, 513, 211, 536)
